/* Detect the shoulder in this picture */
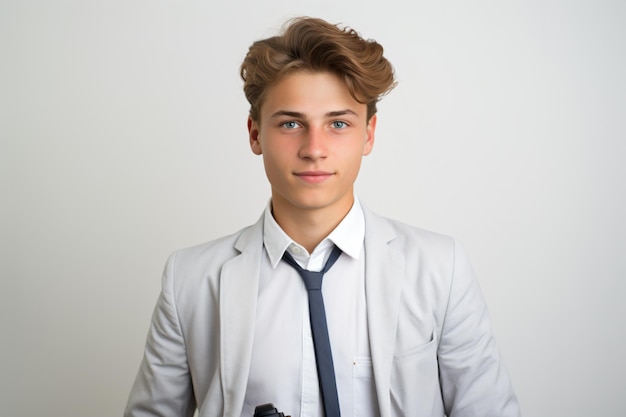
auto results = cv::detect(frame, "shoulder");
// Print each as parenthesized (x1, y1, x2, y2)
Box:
(363, 205, 457, 253)
(170, 230, 242, 268)
(362, 206, 475, 283)
(163, 215, 263, 283)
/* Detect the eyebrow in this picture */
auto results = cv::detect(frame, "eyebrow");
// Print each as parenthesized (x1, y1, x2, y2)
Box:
(327, 109, 359, 118)
(269, 109, 360, 119)
(270, 110, 303, 119)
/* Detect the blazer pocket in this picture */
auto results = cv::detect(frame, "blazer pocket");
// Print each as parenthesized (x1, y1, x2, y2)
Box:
(390, 330, 444, 416)
(393, 329, 437, 361)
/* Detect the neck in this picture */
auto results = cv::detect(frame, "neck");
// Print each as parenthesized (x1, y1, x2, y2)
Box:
(271, 198, 354, 253)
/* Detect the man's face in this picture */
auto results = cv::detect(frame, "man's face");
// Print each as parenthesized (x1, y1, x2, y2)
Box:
(248, 70, 376, 220)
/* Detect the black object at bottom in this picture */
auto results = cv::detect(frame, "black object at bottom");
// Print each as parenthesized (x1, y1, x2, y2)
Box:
(253, 403, 286, 417)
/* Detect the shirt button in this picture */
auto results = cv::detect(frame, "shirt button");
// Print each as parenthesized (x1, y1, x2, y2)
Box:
(291, 246, 301, 255)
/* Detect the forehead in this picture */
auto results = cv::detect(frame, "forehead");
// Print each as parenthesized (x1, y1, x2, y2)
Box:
(260, 70, 366, 118)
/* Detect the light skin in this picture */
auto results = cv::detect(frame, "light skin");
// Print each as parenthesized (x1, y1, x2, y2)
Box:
(248, 70, 377, 253)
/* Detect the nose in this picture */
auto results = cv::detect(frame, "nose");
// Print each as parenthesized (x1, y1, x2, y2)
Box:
(298, 126, 328, 160)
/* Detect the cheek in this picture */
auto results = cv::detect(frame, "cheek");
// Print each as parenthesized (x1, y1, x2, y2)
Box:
(261, 149, 287, 180)
(341, 153, 364, 178)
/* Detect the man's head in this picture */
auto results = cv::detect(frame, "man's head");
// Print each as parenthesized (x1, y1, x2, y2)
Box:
(240, 17, 396, 123)
(242, 18, 397, 235)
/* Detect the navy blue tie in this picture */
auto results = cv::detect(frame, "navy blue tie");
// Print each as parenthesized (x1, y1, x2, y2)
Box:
(282, 245, 342, 417)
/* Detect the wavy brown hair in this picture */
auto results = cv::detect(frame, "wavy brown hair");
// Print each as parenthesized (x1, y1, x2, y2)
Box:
(241, 17, 397, 122)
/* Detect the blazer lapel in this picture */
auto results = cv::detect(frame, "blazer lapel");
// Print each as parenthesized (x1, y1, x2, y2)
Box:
(220, 216, 264, 417)
(363, 208, 404, 417)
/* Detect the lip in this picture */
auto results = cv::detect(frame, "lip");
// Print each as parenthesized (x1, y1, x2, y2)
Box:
(294, 170, 334, 184)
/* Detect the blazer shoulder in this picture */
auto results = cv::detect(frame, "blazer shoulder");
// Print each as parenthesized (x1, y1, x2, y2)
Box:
(363, 208, 476, 281)
(365, 207, 456, 251)
(389, 216, 452, 243)
(162, 216, 263, 284)
(175, 212, 263, 259)
(172, 230, 241, 265)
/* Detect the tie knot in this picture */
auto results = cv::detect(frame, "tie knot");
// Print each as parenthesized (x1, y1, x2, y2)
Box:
(281, 245, 343, 292)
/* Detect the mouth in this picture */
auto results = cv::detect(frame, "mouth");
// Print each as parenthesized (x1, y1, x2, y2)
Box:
(294, 170, 334, 184)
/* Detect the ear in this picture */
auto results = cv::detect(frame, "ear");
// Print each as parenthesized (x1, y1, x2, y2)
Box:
(363, 114, 377, 156)
(248, 117, 263, 155)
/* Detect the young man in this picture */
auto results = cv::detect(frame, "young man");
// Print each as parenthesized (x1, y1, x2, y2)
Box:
(125, 17, 521, 417)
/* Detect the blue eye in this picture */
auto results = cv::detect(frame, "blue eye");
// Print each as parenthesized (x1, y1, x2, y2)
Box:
(332, 121, 347, 128)
(282, 121, 299, 129)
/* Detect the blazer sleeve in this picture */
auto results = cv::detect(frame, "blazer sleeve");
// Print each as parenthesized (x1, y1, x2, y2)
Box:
(124, 252, 196, 417)
(437, 240, 521, 417)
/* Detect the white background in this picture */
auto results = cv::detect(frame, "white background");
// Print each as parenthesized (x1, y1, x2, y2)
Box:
(2, 1, 625, 416)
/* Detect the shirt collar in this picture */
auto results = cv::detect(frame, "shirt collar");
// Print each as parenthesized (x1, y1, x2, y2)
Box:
(263, 197, 365, 269)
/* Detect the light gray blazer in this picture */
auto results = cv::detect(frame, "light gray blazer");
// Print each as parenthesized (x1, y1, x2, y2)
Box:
(125, 206, 521, 417)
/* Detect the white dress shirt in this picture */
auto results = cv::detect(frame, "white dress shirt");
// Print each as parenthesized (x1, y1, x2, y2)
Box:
(242, 198, 378, 417)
